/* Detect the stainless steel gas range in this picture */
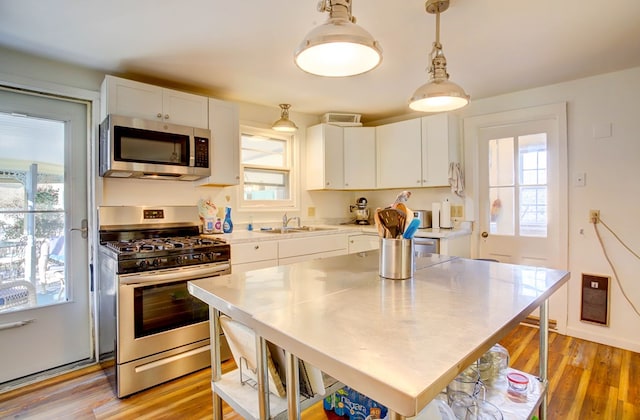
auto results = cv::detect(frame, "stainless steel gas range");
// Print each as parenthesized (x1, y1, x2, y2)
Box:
(97, 206, 231, 398)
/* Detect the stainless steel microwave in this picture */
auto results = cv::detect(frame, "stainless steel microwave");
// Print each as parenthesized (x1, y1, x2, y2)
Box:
(99, 114, 211, 181)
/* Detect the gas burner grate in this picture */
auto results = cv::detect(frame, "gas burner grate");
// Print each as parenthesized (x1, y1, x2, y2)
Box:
(104, 236, 226, 254)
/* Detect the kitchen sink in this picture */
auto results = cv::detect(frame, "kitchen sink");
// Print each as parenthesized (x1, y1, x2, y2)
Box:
(260, 226, 338, 234)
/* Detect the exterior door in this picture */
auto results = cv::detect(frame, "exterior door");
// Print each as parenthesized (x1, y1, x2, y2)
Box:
(464, 103, 568, 332)
(0, 87, 91, 384)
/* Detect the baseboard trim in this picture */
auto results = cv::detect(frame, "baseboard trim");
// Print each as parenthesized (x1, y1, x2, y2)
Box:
(521, 315, 558, 331)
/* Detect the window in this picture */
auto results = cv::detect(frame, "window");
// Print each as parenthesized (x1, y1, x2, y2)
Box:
(240, 127, 296, 208)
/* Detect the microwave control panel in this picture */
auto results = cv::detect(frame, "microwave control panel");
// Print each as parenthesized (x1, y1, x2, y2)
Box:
(194, 137, 209, 168)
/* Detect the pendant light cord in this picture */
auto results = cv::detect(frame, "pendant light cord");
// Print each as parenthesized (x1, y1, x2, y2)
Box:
(593, 218, 640, 317)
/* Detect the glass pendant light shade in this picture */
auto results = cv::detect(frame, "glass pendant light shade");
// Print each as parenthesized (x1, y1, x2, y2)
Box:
(294, 0, 382, 77)
(272, 104, 298, 132)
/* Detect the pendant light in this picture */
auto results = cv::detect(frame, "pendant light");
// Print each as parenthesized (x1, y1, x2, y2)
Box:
(409, 0, 469, 113)
(294, 0, 382, 77)
(272, 104, 298, 132)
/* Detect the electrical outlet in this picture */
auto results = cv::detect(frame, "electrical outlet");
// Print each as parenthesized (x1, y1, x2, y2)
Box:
(589, 210, 600, 224)
(308, 207, 316, 217)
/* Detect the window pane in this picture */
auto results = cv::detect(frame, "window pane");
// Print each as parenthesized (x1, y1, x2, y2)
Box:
(519, 133, 547, 186)
(518, 133, 547, 237)
(243, 168, 290, 201)
(0, 113, 66, 308)
(520, 186, 547, 237)
(489, 137, 514, 187)
(241, 134, 286, 167)
(489, 186, 514, 235)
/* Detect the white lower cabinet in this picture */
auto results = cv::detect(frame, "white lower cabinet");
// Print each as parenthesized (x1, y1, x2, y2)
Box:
(278, 234, 348, 265)
(348, 233, 379, 254)
(231, 241, 278, 274)
(231, 234, 350, 273)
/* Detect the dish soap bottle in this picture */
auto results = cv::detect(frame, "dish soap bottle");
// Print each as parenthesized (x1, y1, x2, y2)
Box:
(223, 207, 233, 233)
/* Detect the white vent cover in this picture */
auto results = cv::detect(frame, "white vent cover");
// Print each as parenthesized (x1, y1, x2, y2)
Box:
(321, 113, 362, 126)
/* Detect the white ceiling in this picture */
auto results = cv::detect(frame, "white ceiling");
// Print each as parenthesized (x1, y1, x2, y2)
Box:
(1, 0, 640, 122)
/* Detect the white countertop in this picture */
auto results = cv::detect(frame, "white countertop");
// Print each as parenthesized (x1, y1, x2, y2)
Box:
(188, 252, 569, 417)
(203, 223, 471, 244)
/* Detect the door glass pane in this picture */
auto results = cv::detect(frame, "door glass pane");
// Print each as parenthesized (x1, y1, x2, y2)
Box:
(489, 186, 515, 235)
(519, 133, 547, 237)
(489, 137, 514, 186)
(488, 137, 515, 235)
(0, 113, 66, 312)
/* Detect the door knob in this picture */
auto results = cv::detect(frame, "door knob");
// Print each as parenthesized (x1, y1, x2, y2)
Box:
(481, 231, 489, 238)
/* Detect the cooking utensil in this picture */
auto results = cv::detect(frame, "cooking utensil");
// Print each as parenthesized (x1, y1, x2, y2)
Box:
(374, 208, 386, 238)
(402, 218, 420, 239)
(378, 208, 403, 238)
(393, 202, 412, 233)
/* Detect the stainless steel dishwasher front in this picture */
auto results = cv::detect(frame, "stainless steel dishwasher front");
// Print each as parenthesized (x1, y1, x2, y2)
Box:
(414, 237, 439, 255)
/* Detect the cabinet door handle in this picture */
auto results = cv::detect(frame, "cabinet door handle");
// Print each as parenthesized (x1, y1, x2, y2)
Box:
(254, 245, 260, 250)
(156, 113, 162, 119)
(164, 114, 170, 120)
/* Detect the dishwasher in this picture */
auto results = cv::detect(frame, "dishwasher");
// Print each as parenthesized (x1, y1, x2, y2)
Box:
(414, 237, 440, 255)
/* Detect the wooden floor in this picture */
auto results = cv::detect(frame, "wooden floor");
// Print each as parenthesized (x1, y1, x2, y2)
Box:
(1, 324, 638, 419)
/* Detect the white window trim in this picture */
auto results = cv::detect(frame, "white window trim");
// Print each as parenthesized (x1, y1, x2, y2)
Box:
(237, 124, 299, 212)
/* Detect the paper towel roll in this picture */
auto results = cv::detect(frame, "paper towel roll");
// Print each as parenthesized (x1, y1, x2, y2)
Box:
(441, 198, 452, 228)
(431, 202, 441, 229)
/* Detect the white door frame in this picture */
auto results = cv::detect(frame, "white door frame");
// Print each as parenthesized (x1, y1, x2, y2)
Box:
(463, 103, 568, 333)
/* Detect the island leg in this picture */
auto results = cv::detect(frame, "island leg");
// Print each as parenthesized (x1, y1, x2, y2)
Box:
(209, 307, 223, 420)
(285, 350, 301, 419)
(539, 299, 549, 420)
(256, 335, 270, 419)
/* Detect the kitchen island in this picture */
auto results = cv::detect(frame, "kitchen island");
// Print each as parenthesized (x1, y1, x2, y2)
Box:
(188, 251, 569, 420)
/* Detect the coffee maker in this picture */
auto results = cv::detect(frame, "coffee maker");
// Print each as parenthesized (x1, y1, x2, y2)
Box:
(350, 197, 370, 225)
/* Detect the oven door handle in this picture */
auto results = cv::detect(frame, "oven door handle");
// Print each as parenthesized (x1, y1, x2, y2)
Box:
(119, 263, 231, 285)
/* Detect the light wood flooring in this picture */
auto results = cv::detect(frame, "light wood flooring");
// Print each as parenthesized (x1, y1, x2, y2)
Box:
(0, 324, 638, 419)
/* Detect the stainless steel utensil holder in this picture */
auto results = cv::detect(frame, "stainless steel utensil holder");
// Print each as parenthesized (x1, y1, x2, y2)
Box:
(379, 238, 414, 279)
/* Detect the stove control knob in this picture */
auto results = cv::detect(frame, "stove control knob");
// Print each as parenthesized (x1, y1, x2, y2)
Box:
(137, 260, 148, 269)
(152, 258, 161, 267)
(193, 253, 202, 260)
(176, 255, 184, 264)
(206, 252, 214, 261)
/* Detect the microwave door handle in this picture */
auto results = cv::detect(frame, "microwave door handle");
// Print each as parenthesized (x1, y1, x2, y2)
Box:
(189, 135, 195, 167)
(119, 263, 231, 285)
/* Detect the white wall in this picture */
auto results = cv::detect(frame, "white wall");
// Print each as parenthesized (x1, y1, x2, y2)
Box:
(2, 46, 639, 352)
(458, 67, 640, 352)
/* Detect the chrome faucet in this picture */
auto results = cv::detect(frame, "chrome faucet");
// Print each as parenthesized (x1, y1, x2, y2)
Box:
(282, 213, 301, 229)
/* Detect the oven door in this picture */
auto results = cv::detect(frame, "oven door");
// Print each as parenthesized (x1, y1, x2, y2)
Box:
(117, 262, 230, 363)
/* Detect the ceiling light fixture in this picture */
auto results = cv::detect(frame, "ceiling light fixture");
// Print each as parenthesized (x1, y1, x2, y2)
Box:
(409, 0, 470, 113)
(271, 104, 298, 132)
(294, 0, 382, 77)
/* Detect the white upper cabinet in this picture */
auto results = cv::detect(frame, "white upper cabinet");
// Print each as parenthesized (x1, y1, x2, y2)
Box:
(306, 124, 344, 190)
(375, 115, 459, 189)
(199, 98, 240, 186)
(421, 113, 459, 187)
(376, 118, 423, 189)
(101, 75, 209, 128)
(343, 127, 376, 190)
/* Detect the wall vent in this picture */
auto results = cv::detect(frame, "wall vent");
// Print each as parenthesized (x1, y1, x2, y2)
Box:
(580, 273, 610, 326)
(321, 113, 362, 126)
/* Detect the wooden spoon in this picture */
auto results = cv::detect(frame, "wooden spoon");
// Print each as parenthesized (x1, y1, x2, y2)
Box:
(374, 208, 386, 238)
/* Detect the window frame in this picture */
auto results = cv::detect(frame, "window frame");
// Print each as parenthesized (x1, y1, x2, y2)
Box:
(238, 125, 298, 211)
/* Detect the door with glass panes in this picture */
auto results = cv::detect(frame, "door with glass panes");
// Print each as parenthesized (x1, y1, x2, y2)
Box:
(470, 104, 568, 332)
(0, 87, 91, 384)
